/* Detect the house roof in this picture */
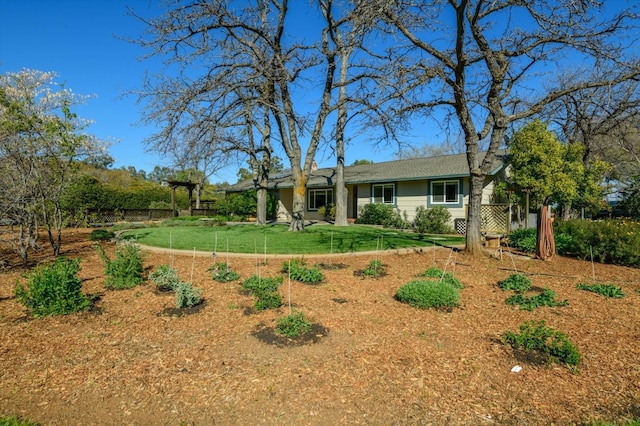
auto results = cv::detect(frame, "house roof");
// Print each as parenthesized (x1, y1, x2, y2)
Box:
(226, 150, 508, 192)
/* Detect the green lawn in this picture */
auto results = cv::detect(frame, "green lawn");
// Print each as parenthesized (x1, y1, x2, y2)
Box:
(120, 223, 464, 254)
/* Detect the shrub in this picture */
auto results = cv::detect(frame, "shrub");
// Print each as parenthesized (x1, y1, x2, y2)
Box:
(174, 282, 202, 308)
(317, 203, 336, 221)
(149, 264, 180, 291)
(276, 312, 312, 337)
(254, 290, 282, 311)
(209, 262, 240, 282)
(241, 275, 283, 294)
(356, 203, 394, 225)
(396, 279, 460, 309)
(508, 227, 574, 255)
(508, 228, 537, 253)
(0, 415, 39, 426)
(505, 287, 568, 311)
(414, 206, 453, 234)
(576, 283, 624, 298)
(498, 273, 531, 292)
(503, 320, 581, 367)
(363, 259, 385, 278)
(15, 257, 91, 317)
(384, 209, 411, 229)
(89, 229, 115, 241)
(281, 258, 324, 284)
(554, 219, 640, 268)
(241, 275, 283, 311)
(421, 267, 463, 288)
(95, 242, 145, 289)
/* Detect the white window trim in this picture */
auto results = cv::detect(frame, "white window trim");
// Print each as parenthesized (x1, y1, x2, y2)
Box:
(372, 183, 395, 204)
(308, 188, 333, 211)
(431, 180, 459, 205)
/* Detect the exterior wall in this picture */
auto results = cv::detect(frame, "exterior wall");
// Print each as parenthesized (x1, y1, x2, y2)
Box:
(396, 180, 427, 222)
(276, 188, 293, 222)
(275, 175, 497, 227)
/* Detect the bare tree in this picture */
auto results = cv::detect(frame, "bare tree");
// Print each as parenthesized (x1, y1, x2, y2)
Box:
(133, 0, 336, 230)
(366, 0, 640, 254)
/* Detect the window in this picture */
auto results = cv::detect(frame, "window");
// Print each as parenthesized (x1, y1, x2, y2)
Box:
(431, 181, 459, 204)
(373, 183, 395, 204)
(308, 188, 333, 210)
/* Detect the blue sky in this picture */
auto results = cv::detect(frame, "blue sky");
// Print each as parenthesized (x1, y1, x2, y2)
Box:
(0, 0, 428, 184)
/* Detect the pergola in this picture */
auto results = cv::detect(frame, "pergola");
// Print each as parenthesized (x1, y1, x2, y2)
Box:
(166, 180, 197, 216)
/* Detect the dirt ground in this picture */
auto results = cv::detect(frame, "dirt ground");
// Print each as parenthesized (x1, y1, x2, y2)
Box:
(1, 228, 639, 425)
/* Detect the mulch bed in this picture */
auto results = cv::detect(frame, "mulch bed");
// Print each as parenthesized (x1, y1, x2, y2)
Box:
(1, 228, 639, 425)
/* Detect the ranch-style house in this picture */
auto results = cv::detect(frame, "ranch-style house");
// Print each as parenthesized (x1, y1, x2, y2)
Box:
(226, 151, 510, 234)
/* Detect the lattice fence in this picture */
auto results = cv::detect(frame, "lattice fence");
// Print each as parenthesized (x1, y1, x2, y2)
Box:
(480, 204, 509, 233)
(455, 204, 510, 235)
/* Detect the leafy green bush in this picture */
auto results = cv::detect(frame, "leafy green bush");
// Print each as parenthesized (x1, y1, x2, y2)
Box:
(95, 242, 145, 289)
(241, 275, 283, 294)
(241, 275, 283, 310)
(149, 264, 180, 291)
(554, 219, 640, 267)
(89, 229, 115, 241)
(209, 262, 240, 282)
(276, 311, 312, 337)
(355, 203, 394, 225)
(498, 273, 532, 292)
(281, 258, 324, 284)
(421, 267, 463, 288)
(254, 290, 282, 311)
(576, 283, 624, 298)
(0, 415, 39, 426)
(363, 259, 385, 278)
(396, 279, 460, 309)
(15, 257, 91, 317)
(503, 320, 581, 367)
(508, 228, 537, 253)
(317, 203, 336, 221)
(505, 287, 568, 311)
(384, 209, 411, 229)
(414, 206, 453, 234)
(174, 281, 202, 308)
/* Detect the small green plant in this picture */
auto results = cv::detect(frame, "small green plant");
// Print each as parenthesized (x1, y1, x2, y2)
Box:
(149, 264, 180, 291)
(95, 241, 145, 289)
(15, 257, 91, 317)
(254, 290, 283, 311)
(241, 275, 283, 311)
(396, 279, 460, 310)
(89, 229, 115, 241)
(576, 283, 625, 298)
(275, 311, 312, 337)
(503, 320, 581, 367)
(421, 267, 463, 288)
(0, 415, 39, 426)
(241, 275, 283, 294)
(174, 281, 202, 308)
(281, 258, 324, 284)
(363, 259, 385, 278)
(209, 262, 240, 282)
(498, 273, 532, 292)
(505, 287, 568, 311)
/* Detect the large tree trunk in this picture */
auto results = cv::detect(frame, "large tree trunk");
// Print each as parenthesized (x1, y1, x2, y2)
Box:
(289, 170, 306, 231)
(334, 148, 348, 227)
(256, 176, 268, 226)
(464, 174, 485, 255)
